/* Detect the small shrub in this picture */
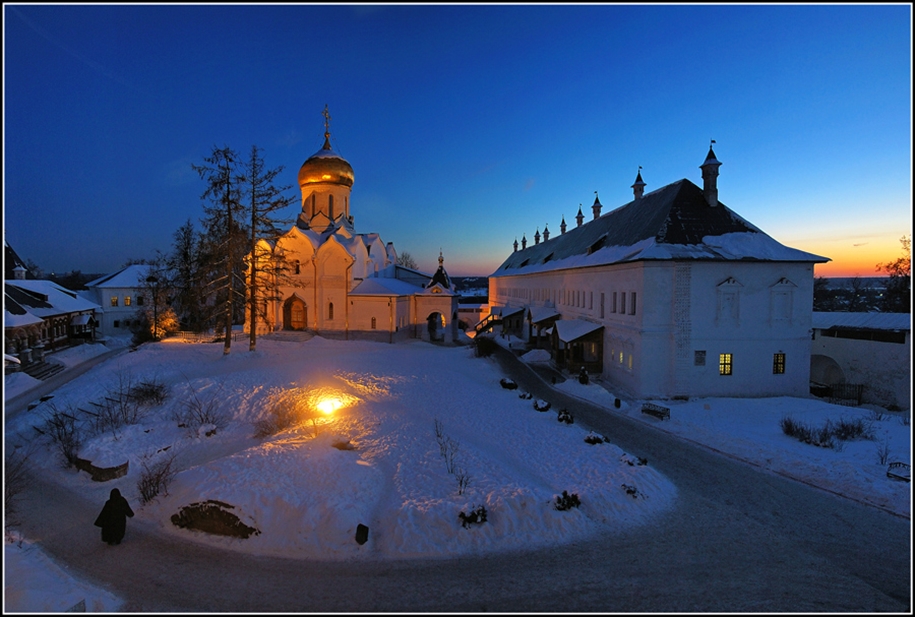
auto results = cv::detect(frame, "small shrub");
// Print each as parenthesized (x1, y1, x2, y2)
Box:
(518, 391, 533, 400)
(434, 419, 460, 475)
(584, 432, 606, 445)
(131, 379, 169, 406)
(621, 484, 644, 499)
(455, 466, 472, 495)
(876, 434, 892, 465)
(137, 452, 178, 505)
(40, 403, 84, 468)
(4, 443, 33, 531)
(832, 417, 874, 441)
(554, 490, 581, 511)
(176, 380, 230, 434)
(253, 391, 302, 438)
(533, 400, 551, 412)
(458, 504, 488, 528)
(557, 409, 573, 424)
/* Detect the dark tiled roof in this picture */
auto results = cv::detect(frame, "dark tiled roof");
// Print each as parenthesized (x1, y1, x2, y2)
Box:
(5, 283, 53, 310)
(493, 178, 824, 276)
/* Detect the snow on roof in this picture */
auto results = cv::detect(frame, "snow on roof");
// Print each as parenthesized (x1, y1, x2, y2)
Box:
(86, 264, 153, 288)
(812, 312, 911, 332)
(5, 280, 100, 316)
(3, 308, 45, 329)
(349, 277, 425, 296)
(494, 306, 524, 318)
(492, 179, 829, 277)
(529, 306, 561, 324)
(554, 319, 603, 343)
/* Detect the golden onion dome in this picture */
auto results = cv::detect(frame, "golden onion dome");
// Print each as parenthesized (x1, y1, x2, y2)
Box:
(298, 134, 354, 188)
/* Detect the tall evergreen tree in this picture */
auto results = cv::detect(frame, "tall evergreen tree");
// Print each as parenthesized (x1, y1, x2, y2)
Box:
(242, 145, 295, 352)
(193, 146, 249, 355)
(166, 219, 209, 332)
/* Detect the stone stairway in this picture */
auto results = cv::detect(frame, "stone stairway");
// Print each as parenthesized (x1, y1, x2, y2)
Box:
(22, 360, 66, 381)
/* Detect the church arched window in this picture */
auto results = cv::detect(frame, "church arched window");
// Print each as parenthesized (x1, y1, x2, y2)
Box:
(294, 260, 300, 275)
(371, 316, 377, 330)
(328, 302, 334, 320)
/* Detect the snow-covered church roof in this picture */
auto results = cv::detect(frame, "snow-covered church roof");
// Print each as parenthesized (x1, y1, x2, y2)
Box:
(492, 178, 828, 277)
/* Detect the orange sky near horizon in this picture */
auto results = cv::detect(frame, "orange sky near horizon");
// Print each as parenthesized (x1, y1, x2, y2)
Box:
(807, 239, 905, 279)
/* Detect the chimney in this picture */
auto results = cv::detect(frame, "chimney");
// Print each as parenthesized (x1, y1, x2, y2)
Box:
(576, 205, 584, 228)
(543, 224, 550, 242)
(631, 167, 646, 200)
(13, 265, 27, 280)
(700, 141, 722, 207)
(591, 192, 602, 219)
(534, 228, 541, 245)
(560, 216, 567, 235)
(521, 234, 527, 250)
(513, 238, 518, 252)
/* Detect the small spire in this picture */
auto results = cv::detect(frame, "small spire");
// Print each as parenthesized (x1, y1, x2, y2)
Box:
(592, 192, 602, 219)
(322, 104, 332, 150)
(543, 224, 550, 242)
(631, 166, 646, 200)
(438, 249, 444, 267)
(560, 216, 567, 235)
(576, 204, 584, 228)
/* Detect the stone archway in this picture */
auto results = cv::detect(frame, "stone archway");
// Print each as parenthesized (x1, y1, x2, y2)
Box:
(426, 312, 445, 342)
(810, 354, 845, 385)
(283, 297, 308, 331)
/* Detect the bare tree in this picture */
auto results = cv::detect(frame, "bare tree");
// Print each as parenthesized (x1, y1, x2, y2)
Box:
(397, 252, 418, 270)
(876, 234, 911, 313)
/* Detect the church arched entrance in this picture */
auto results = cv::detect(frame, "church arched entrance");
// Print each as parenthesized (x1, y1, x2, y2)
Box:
(426, 312, 445, 342)
(810, 354, 845, 385)
(283, 297, 308, 331)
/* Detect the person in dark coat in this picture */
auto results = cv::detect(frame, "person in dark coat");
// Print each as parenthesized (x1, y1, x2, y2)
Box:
(94, 488, 134, 545)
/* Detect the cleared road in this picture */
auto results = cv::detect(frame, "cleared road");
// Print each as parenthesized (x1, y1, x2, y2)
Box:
(11, 346, 911, 612)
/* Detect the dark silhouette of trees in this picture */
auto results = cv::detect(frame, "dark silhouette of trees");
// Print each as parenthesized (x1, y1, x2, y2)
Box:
(876, 235, 911, 313)
(166, 219, 209, 332)
(397, 252, 418, 269)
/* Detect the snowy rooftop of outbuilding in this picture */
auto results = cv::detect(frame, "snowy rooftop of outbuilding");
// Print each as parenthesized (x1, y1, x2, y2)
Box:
(492, 179, 829, 277)
(554, 318, 604, 343)
(5, 280, 100, 317)
(85, 264, 153, 289)
(812, 311, 911, 332)
(349, 277, 426, 296)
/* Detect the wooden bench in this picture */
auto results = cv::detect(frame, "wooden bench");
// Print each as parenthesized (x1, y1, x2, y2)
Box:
(641, 403, 670, 421)
(887, 462, 910, 482)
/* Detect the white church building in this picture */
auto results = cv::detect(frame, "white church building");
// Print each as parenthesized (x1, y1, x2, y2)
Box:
(247, 109, 459, 343)
(487, 145, 829, 400)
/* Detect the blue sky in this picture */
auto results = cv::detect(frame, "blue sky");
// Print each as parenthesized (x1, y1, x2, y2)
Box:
(4, 4, 912, 278)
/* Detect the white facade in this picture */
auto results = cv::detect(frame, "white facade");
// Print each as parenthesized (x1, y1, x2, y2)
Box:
(82, 264, 153, 339)
(248, 113, 458, 343)
(811, 312, 911, 410)
(489, 146, 828, 400)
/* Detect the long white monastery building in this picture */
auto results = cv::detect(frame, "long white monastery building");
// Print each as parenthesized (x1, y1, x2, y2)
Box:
(488, 146, 829, 400)
(247, 109, 458, 343)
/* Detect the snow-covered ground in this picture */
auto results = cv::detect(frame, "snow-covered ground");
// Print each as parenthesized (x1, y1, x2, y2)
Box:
(4, 334, 911, 612)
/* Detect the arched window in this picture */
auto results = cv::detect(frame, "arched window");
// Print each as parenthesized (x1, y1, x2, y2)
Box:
(371, 316, 377, 330)
(294, 260, 300, 275)
(328, 302, 334, 320)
